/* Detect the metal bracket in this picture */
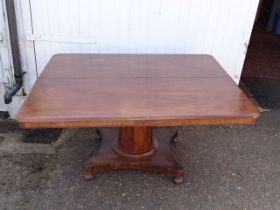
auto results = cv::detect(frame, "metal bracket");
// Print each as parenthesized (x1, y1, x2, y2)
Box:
(26, 33, 42, 41)
(25, 33, 96, 44)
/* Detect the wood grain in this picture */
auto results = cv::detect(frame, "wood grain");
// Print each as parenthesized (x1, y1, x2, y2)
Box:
(83, 127, 184, 184)
(118, 127, 153, 154)
(17, 54, 259, 128)
(40, 54, 229, 78)
(16, 54, 260, 184)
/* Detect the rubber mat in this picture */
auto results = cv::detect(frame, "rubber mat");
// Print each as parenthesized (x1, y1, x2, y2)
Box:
(242, 77, 280, 109)
(0, 113, 62, 143)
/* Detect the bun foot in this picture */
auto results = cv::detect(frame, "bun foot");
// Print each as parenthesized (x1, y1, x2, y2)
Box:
(172, 176, 184, 185)
(83, 172, 94, 181)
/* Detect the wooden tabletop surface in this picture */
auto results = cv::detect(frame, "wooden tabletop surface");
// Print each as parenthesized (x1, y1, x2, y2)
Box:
(17, 54, 260, 128)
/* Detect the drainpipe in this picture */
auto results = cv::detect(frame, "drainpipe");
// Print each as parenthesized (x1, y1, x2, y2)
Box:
(4, 0, 24, 104)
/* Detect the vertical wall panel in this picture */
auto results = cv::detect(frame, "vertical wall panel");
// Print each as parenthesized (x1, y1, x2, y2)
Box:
(0, 0, 20, 111)
(23, 0, 259, 83)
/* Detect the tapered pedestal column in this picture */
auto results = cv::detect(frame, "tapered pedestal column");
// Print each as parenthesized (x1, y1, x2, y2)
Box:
(83, 127, 184, 184)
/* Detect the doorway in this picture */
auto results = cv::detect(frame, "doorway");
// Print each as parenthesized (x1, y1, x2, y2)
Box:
(241, 0, 280, 109)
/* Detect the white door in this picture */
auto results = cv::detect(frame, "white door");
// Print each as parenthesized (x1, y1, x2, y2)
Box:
(0, 0, 15, 112)
(18, 0, 260, 88)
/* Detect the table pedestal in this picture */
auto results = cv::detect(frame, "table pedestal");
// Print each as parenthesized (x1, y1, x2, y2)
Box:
(83, 127, 184, 184)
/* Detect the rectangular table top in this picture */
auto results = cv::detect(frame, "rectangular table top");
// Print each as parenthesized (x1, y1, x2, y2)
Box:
(17, 54, 260, 128)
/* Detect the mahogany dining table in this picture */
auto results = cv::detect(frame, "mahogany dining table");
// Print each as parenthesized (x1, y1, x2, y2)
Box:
(16, 54, 260, 184)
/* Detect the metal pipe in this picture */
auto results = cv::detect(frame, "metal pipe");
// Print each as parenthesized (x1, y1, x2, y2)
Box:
(4, 0, 24, 104)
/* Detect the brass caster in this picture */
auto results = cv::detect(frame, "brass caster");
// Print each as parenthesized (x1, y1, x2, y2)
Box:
(83, 172, 94, 181)
(172, 176, 184, 185)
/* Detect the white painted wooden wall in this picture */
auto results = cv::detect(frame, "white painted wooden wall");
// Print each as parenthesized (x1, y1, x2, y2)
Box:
(3, 0, 259, 116)
(17, 0, 260, 89)
(0, 0, 17, 112)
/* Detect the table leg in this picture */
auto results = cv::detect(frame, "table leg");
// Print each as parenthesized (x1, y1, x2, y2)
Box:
(83, 127, 184, 184)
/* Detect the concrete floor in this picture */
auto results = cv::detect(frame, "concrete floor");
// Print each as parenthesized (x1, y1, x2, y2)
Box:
(0, 111, 280, 210)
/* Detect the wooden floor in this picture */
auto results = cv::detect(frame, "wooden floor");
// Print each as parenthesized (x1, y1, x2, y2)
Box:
(242, 27, 280, 79)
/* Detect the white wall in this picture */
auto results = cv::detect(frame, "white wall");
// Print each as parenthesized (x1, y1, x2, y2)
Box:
(16, 0, 260, 89)
(0, 0, 20, 112)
